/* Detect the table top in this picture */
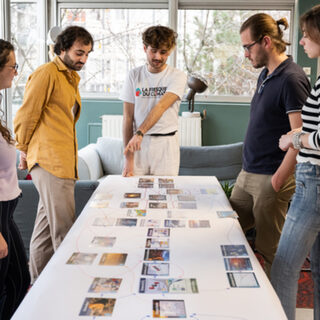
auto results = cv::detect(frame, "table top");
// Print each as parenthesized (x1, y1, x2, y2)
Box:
(12, 175, 287, 320)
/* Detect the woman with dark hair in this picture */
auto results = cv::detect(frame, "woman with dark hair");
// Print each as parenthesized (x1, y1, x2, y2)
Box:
(0, 39, 30, 319)
(271, 5, 320, 320)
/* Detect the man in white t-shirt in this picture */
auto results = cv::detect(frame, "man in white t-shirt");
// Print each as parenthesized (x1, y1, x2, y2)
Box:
(120, 25, 187, 177)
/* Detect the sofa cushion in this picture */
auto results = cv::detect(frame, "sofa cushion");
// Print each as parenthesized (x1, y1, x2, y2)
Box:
(96, 137, 124, 175)
(179, 142, 243, 181)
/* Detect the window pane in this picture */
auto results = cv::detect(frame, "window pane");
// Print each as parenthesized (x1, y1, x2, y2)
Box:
(177, 10, 291, 97)
(60, 8, 168, 97)
(11, 2, 41, 118)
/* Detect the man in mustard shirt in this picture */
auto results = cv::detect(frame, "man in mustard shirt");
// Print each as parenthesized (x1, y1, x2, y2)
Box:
(14, 26, 93, 283)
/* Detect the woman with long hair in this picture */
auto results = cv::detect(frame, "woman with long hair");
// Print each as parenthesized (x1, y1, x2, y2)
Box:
(271, 5, 320, 320)
(0, 39, 30, 319)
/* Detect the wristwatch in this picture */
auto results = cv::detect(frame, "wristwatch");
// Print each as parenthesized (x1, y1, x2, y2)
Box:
(292, 132, 305, 150)
(135, 130, 144, 137)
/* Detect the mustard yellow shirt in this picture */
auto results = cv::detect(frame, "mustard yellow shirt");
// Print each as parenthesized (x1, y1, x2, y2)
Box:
(14, 56, 81, 179)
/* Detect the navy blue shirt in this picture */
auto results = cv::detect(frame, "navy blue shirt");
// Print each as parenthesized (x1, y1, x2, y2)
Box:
(243, 56, 310, 174)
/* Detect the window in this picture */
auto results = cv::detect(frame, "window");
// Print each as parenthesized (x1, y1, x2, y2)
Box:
(10, 0, 44, 121)
(177, 9, 291, 98)
(60, 8, 168, 97)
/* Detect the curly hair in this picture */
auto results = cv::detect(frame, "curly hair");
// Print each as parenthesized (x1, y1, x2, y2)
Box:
(0, 39, 15, 144)
(142, 25, 177, 50)
(54, 26, 94, 55)
(240, 13, 290, 54)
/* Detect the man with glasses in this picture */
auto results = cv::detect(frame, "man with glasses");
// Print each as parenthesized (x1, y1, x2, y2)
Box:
(229, 13, 310, 277)
(14, 26, 93, 284)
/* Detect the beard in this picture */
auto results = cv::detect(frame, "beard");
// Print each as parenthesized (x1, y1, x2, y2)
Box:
(251, 48, 268, 69)
(62, 53, 84, 71)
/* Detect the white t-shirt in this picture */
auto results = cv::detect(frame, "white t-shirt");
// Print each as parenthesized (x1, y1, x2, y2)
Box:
(119, 64, 187, 134)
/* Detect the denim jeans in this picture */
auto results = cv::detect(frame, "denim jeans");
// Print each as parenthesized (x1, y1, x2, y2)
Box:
(271, 162, 320, 320)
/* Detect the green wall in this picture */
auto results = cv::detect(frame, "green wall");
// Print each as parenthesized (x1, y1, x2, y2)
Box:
(76, 0, 317, 150)
(76, 99, 250, 149)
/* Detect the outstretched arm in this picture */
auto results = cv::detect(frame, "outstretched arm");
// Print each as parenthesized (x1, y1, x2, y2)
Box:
(124, 92, 179, 155)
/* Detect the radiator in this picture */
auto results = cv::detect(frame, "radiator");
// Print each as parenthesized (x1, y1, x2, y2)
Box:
(101, 114, 202, 146)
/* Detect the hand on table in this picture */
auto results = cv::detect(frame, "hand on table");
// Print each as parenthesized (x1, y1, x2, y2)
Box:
(18, 151, 28, 170)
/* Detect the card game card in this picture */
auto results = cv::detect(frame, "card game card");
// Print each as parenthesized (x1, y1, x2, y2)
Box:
(90, 236, 116, 248)
(147, 228, 170, 237)
(149, 202, 168, 209)
(79, 297, 116, 316)
(164, 219, 186, 228)
(124, 192, 141, 199)
(224, 257, 253, 271)
(166, 189, 183, 195)
(94, 193, 113, 200)
(149, 194, 167, 201)
(141, 262, 169, 276)
(90, 200, 109, 208)
(66, 252, 97, 265)
(188, 220, 211, 228)
(178, 202, 197, 209)
(158, 178, 174, 184)
(88, 277, 122, 293)
(144, 249, 169, 261)
(145, 238, 169, 249)
(221, 245, 248, 257)
(99, 253, 127, 266)
(140, 219, 162, 227)
(227, 272, 259, 288)
(116, 218, 137, 227)
(120, 201, 139, 208)
(139, 278, 198, 294)
(177, 195, 196, 201)
(92, 217, 115, 227)
(216, 210, 239, 218)
(127, 209, 147, 217)
(153, 300, 187, 318)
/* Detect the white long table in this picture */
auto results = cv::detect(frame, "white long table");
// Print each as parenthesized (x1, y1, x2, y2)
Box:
(12, 175, 287, 320)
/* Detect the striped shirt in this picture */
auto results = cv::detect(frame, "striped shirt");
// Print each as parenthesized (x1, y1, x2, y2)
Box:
(297, 76, 320, 165)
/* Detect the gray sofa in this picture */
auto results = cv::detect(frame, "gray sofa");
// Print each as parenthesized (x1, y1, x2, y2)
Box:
(78, 137, 243, 184)
(14, 154, 99, 258)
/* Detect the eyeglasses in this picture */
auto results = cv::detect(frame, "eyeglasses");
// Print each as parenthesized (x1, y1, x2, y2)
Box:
(5, 63, 18, 71)
(243, 36, 264, 53)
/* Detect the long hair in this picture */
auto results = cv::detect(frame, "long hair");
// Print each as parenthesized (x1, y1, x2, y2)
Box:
(0, 39, 15, 144)
(240, 13, 290, 54)
(300, 5, 320, 44)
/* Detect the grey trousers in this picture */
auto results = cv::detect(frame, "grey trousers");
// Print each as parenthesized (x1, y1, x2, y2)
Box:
(29, 166, 75, 283)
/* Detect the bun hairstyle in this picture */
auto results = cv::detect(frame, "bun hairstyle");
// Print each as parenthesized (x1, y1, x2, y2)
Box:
(240, 13, 290, 53)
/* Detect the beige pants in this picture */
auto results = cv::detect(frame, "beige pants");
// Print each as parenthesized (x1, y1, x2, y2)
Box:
(29, 166, 75, 283)
(229, 169, 295, 277)
(134, 133, 180, 176)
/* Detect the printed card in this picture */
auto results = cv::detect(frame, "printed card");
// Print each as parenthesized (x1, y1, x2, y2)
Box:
(140, 219, 162, 227)
(127, 209, 147, 217)
(200, 188, 217, 194)
(141, 262, 169, 276)
(147, 228, 170, 237)
(90, 200, 109, 208)
(221, 245, 248, 257)
(188, 220, 211, 228)
(166, 189, 183, 195)
(216, 210, 239, 218)
(227, 272, 259, 288)
(124, 192, 141, 199)
(92, 217, 115, 227)
(144, 249, 170, 262)
(149, 202, 168, 209)
(149, 194, 167, 201)
(177, 195, 196, 201)
(164, 219, 186, 228)
(116, 218, 137, 227)
(66, 252, 97, 265)
(178, 202, 197, 209)
(153, 300, 187, 318)
(90, 236, 116, 248)
(79, 297, 116, 316)
(139, 278, 198, 294)
(224, 257, 253, 271)
(88, 277, 122, 293)
(145, 238, 169, 249)
(120, 201, 139, 208)
(94, 193, 113, 200)
(99, 253, 127, 266)
(158, 178, 174, 184)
